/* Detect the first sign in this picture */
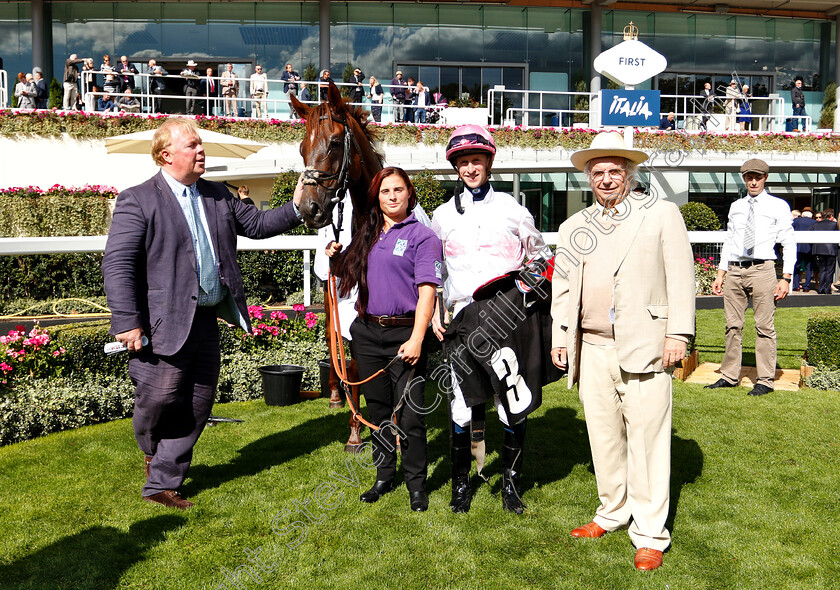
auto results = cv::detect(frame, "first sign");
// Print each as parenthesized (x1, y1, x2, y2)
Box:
(594, 40, 667, 87)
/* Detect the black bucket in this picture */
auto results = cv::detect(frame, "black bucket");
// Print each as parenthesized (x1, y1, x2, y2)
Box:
(318, 358, 332, 398)
(259, 365, 305, 406)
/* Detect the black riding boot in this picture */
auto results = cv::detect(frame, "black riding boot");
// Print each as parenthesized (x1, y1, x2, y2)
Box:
(450, 429, 472, 514)
(501, 426, 526, 515)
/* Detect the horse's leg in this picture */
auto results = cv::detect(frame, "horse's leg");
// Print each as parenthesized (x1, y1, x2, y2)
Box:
(344, 358, 364, 453)
(323, 289, 345, 409)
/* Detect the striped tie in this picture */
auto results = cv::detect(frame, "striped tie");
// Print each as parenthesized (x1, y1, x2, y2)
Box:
(744, 197, 756, 258)
(187, 187, 217, 293)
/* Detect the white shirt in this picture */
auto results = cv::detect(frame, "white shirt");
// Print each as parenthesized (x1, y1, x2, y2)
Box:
(250, 73, 267, 94)
(718, 189, 795, 275)
(431, 186, 545, 312)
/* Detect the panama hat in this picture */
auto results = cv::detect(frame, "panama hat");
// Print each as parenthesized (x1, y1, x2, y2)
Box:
(186, 59, 198, 67)
(570, 132, 648, 171)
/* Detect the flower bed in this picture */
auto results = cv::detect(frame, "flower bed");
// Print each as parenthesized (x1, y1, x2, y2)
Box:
(1, 109, 838, 153)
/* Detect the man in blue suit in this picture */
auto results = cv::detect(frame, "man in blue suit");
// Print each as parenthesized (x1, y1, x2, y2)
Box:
(103, 118, 303, 510)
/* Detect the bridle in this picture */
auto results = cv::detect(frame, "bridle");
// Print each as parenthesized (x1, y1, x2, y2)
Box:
(301, 113, 366, 241)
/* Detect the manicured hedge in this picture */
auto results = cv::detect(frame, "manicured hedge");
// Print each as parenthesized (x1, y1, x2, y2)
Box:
(805, 312, 840, 368)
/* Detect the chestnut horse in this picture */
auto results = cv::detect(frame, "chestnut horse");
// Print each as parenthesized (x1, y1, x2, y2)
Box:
(290, 81, 384, 453)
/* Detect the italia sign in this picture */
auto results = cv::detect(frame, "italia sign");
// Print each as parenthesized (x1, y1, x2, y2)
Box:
(601, 89, 661, 127)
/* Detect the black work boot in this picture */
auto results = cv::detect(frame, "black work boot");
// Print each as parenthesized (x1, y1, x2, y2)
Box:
(450, 429, 472, 514)
(501, 427, 526, 515)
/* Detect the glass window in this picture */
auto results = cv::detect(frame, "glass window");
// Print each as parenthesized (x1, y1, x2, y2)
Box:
(484, 7, 527, 63)
(439, 5, 482, 62)
(64, 3, 115, 66)
(208, 3, 255, 68)
(254, 3, 310, 80)
(734, 17, 774, 73)
(161, 4, 209, 58)
(526, 8, 573, 75)
(0, 3, 29, 84)
(653, 13, 695, 71)
(346, 3, 393, 81)
(394, 4, 439, 63)
(114, 4, 162, 59)
(439, 66, 460, 103)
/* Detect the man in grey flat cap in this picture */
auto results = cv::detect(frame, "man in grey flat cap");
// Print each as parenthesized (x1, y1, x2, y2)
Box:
(707, 158, 795, 396)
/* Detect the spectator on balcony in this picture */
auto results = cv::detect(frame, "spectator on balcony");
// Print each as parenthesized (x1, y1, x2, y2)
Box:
(791, 77, 807, 132)
(101, 54, 118, 95)
(413, 81, 431, 124)
(118, 87, 141, 113)
(237, 185, 255, 206)
(220, 63, 239, 117)
(81, 59, 96, 105)
(14, 72, 37, 109)
(658, 112, 676, 130)
(350, 67, 365, 105)
(404, 77, 417, 123)
(250, 65, 269, 118)
(280, 63, 301, 118)
(116, 56, 138, 93)
(367, 75, 384, 123)
(97, 92, 116, 112)
(200, 67, 218, 116)
(181, 60, 201, 115)
(390, 70, 408, 122)
(738, 85, 753, 131)
(318, 69, 333, 102)
(148, 61, 168, 115)
(33, 68, 48, 109)
(63, 53, 89, 110)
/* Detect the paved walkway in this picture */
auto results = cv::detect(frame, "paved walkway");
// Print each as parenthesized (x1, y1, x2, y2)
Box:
(685, 362, 801, 391)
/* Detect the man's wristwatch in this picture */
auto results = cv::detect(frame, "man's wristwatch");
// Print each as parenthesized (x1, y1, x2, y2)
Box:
(782, 277, 791, 283)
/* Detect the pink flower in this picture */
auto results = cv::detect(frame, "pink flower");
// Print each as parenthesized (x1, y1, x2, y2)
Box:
(270, 311, 288, 321)
(292, 304, 305, 312)
(0, 362, 12, 373)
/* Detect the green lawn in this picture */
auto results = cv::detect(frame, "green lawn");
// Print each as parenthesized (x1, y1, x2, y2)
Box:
(696, 305, 836, 369)
(1, 307, 838, 589)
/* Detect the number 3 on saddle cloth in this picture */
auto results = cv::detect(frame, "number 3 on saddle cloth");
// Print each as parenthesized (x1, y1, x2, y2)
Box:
(443, 257, 563, 424)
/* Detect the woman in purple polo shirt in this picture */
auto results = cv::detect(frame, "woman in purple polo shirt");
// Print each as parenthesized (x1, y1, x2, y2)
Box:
(332, 167, 443, 512)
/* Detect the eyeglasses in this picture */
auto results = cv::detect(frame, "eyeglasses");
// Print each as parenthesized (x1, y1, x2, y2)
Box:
(816, 216, 823, 219)
(590, 168, 627, 183)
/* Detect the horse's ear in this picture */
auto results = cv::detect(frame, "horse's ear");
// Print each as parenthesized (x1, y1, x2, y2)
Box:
(291, 93, 310, 120)
(327, 80, 343, 108)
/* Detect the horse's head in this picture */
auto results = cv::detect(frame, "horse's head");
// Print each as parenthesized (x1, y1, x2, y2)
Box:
(291, 81, 372, 229)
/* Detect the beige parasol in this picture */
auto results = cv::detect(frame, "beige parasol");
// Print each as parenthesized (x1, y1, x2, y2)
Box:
(105, 127, 266, 159)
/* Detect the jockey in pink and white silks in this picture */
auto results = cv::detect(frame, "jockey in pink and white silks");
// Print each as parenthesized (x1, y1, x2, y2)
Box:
(431, 124, 545, 514)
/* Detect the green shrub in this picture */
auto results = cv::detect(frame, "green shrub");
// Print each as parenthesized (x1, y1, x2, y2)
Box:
(0, 375, 134, 446)
(806, 312, 840, 368)
(51, 321, 128, 379)
(218, 340, 328, 402)
(0, 254, 105, 301)
(48, 78, 62, 109)
(0, 185, 115, 238)
(819, 82, 836, 130)
(412, 169, 446, 215)
(804, 364, 840, 390)
(680, 201, 721, 231)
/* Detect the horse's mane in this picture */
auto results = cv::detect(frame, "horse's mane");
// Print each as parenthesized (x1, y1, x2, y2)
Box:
(309, 98, 385, 168)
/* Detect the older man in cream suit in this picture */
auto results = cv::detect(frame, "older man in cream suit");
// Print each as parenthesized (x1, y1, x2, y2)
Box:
(550, 132, 695, 571)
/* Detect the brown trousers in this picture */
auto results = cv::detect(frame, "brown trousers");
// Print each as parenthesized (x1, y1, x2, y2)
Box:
(721, 261, 778, 387)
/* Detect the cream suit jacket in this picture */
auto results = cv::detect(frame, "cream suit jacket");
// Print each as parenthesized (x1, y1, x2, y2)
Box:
(551, 198, 695, 386)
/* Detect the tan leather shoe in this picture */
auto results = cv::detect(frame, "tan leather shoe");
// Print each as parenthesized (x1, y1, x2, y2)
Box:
(144, 455, 153, 479)
(143, 490, 194, 510)
(634, 548, 663, 570)
(570, 521, 607, 538)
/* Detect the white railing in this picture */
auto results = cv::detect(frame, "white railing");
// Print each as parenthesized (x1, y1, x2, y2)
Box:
(76, 71, 446, 125)
(0, 70, 8, 109)
(3, 232, 838, 307)
(487, 88, 810, 133)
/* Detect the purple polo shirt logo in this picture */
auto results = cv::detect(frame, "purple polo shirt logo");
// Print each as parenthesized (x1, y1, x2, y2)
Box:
(393, 238, 408, 257)
(435, 261, 442, 279)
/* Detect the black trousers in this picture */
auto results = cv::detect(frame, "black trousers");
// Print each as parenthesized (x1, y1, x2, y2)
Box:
(350, 318, 428, 491)
(815, 254, 837, 294)
(129, 307, 220, 496)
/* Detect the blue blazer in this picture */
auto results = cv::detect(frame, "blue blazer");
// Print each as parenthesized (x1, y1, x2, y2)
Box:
(103, 171, 300, 356)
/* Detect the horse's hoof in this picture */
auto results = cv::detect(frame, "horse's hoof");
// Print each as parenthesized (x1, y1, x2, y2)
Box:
(329, 400, 345, 409)
(344, 442, 363, 454)
(329, 391, 344, 408)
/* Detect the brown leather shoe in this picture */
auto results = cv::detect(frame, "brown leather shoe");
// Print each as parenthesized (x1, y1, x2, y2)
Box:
(634, 548, 663, 570)
(143, 490, 194, 510)
(144, 455, 153, 479)
(570, 521, 607, 538)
